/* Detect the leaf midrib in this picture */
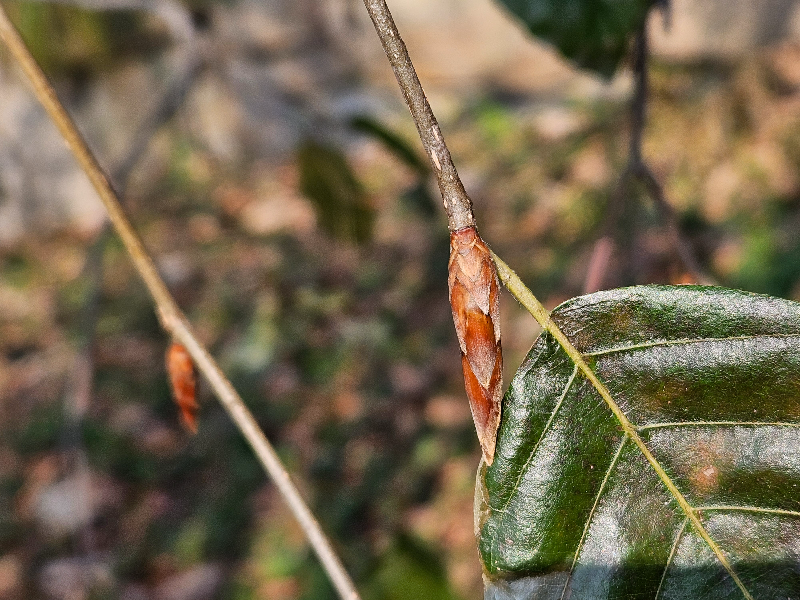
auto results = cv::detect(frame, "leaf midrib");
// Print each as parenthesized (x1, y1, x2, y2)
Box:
(494, 364, 579, 513)
(491, 253, 755, 600)
(654, 519, 689, 600)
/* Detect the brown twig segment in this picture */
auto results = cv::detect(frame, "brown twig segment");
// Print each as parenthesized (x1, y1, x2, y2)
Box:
(362, 0, 475, 232)
(0, 8, 361, 600)
(584, 20, 715, 292)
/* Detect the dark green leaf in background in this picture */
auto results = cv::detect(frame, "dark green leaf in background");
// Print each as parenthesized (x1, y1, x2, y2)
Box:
(297, 140, 374, 245)
(477, 286, 800, 599)
(12, 3, 149, 74)
(493, 0, 652, 77)
(367, 535, 463, 600)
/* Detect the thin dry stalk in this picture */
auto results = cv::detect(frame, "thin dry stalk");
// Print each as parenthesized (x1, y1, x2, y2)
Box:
(362, 0, 549, 327)
(0, 8, 360, 600)
(362, 0, 475, 233)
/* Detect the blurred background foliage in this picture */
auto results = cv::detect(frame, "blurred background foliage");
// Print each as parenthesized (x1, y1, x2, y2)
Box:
(494, 0, 652, 77)
(3, 0, 800, 599)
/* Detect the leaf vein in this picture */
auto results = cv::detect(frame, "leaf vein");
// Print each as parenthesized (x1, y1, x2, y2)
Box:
(494, 365, 579, 512)
(655, 518, 689, 600)
(640, 421, 800, 431)
(584, 333, 800, 357)
(559, 437, 628, 600)
(695, 505, 800, 517)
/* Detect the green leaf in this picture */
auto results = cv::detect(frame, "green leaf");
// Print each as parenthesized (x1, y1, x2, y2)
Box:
(297, 140, 373, 245)
(477, 285, 800, 599)
(493, 0, 651, 77)
(366, 535, 463, 600)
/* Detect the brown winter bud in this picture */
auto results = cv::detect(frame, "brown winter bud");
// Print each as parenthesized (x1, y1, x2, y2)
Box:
(166, 342, 198, 434)
(448, 226, 502, 465)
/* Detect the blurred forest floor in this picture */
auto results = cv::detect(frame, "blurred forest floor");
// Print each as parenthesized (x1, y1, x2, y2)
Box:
(3, 1, 800, 599)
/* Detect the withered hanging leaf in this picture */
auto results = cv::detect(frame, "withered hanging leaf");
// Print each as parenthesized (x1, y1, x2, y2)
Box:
(166, 342, 198, 434)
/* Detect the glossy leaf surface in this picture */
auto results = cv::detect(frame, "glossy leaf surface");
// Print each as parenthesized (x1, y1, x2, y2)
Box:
(477, 286, 800, 599)
(494, 0, 651, 77)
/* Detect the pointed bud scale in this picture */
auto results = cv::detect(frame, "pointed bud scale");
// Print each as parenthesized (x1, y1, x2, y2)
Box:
(448, 226, 502, 465)
(166, 342, 199, 434)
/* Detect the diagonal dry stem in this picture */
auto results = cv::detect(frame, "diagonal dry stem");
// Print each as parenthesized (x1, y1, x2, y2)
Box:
(0, 7, 360, 600)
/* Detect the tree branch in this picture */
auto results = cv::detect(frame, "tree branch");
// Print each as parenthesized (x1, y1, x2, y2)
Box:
(584, 20, 715, 292)
(629, 20, 648, 167)
(628, 22, 714, 286)
(361, 0, 475, 232)
(636, 162, 712, 284)
(0, 7, 360, 600)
